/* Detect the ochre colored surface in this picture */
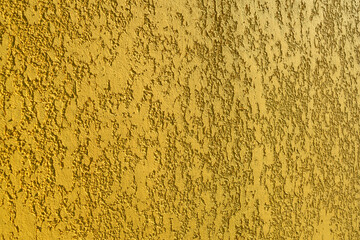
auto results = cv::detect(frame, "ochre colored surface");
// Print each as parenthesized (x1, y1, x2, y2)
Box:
(1, 0, 360, 239)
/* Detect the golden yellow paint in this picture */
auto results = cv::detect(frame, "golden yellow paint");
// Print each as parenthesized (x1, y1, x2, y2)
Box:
(0, 0, 360, 239)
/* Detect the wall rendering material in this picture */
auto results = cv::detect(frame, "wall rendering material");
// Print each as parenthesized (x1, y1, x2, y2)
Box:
(1, 0, 360, 239)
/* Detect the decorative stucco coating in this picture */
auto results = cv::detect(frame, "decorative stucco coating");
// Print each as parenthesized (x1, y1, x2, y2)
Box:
(1, 0, 360, 239)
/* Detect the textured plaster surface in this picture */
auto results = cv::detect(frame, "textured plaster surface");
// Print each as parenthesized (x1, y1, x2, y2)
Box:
(1, 0, 360, 239)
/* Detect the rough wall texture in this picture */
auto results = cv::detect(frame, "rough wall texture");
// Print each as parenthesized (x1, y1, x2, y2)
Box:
(1, 0, 360, 239)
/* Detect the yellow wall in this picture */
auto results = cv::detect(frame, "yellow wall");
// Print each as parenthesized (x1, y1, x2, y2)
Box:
(1, 0, 360, 239)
